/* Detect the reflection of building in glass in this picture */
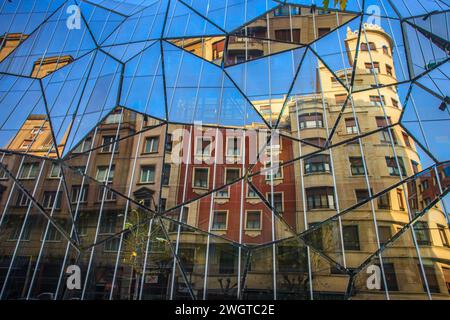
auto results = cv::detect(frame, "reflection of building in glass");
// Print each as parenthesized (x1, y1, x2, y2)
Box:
(5, 115, 65, 158)
(0, 6, 449, 301)
(0, 33, 28, 62)
(283, 24, 450, 298)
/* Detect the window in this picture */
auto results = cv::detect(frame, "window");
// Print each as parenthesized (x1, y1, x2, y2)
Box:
(298, 113, 323, 129)
(402, 132, 412, 148)
(274, 6, 301, 16)
(343, 225, 360, 250)
(19, 163, 39, 179)
(420, 180, 429, 191)
(246, 211, 261, 230)
(386, 157, 406, 176)
(212, 211, 227, 230)
(275, 28, 300, 42)
(265, 161, 282, 180)
(355, 189, 371, 203)
(165, 134, 173, 152)
(376, 117, 397, 144)
(438, 225, 449, 247)
(303, 137, 327, 147)
(162, 164, 171, 186)
(144, 136, 159, 153)
(168, 207, 189, 232)
(365, 62, 380, 74)
(217, 168, 240, 198)
(411, 160, 419, 174)
(104, 238, 120, 252)
(96, 165, 115, 183)
(368, 42, 376, 50)
(370, 95, 385, 106)
(331, 76, 339, 85)
(361, 42, 368, 51)
(350, 156, 365, 175)
(335, 94, 347, 105)
(71, 185, 88, 203)
(76, 215, 89, 236)
(265, 138, 281, 156)
(380, 263, 399, 291)
(318, 27, 330, 37)
(378, 192, 391, 209)
(345, 117, 358, 134)
(306, 187, 335, 209)
(391, 98, 399, 108)
(415, 221, 431, 246)
(444, 267, 450, 294)
(259, 105, 272, 117)
(193, 168, 208, 188)
(30, 126, 42, 135)
(101, 136, 119, 153)
(247, 184, 258, 198)
(268, 192, 283, 213)
(195, 137, 212, 156)
(304, 154, 331, 174)
(44, 224, 63, 241)
(73, 166, 86, 175)
(98, 186, 117, 202)
(140, 165, 155, 183)
(20, 140, 32, 149)
(226, 137, 242, 157)
(73, 137, 92, 153)
(382, 45, 390, 56)
(212, 40, 224, 60)
(419, 265, 440, 293)
(0, 165, 7, 180)
(159, 198, 167, 212)
(42, 191, 62, 209)
(378, 226, 392, 245)
(219, 251, 235, 274)
(99, 212, 117, 234)
(104, 111, 122, 124)
(8, 217, 31, 241)
(48, 163, 61, 178)
(386, 64, 393, 76)
(397, 189, 405, 210)
(16, 190, 30, 207)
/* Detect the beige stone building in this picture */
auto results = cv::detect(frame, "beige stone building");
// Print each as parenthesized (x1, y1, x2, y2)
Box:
(286, 24, 450, 299)
(0, 33, 28, 62)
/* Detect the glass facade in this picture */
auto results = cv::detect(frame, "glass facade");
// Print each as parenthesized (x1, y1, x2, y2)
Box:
(0, 0, 449, 300)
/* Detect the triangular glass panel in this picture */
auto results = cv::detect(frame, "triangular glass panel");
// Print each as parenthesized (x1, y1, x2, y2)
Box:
(100, 40, 156, 63)
(120, 41, 166, 120)
(402, 21, 449, 78)
(78, 0, 126, 44)
(163, 41, 267, 127)
(401, 83, 449, 162)
(225, 46, 307, 121)
(0, 0, 65, 62)
(102, 0, 168, 46)
(163, 0, 225, 38)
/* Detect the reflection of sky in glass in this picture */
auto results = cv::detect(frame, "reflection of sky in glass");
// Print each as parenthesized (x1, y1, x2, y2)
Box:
(0, 0, 448, 301)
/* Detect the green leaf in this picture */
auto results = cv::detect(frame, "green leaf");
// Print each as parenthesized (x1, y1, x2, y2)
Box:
(323, 0, 347, 10)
